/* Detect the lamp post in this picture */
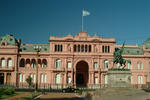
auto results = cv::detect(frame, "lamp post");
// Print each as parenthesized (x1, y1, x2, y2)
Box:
(34, 45, 41, 91)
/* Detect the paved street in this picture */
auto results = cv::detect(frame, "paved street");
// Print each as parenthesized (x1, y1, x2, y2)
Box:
(37, 93, 85, 100)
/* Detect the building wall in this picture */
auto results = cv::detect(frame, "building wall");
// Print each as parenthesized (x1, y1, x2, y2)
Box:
(0, 32, 150, 88)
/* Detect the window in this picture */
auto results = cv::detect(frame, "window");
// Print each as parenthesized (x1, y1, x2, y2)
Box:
(1, 58, 5, 67)
(67, 77, 71, 84)
(54, 44, 63, 52)
(137, 62, 143, 70)
(19, 73, 25, 83)
(102, 46, 110, 53)
(104, 60, 108, 69)
(20, 59, 25, 67)
(102, 46, 104, 53)
(81, 45, 84, 52)
(42, 59, 47, 68)
(117, 63, 120, 68)
(94, 77, 98, 84)
(94, 62, 98, 70)
(137, 75, 143, 84)
(56, 74, 61, 84)
(85, 45, 88, 52)
(128, 63, 132, 69)
(56, 59, 61, 69)
(30, 74, 36, 83)
(74, 45, 76, 52)
(67, 62, 72, 69)
(41, 74, 47, 83)
(78, 45, 80, 52)
(31, 59, 36, 68)
(8, 58, 12, 67)
(89, 45, 91, 52)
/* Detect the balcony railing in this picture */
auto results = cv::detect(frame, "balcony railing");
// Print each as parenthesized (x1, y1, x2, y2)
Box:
(0, 67, 15, 71)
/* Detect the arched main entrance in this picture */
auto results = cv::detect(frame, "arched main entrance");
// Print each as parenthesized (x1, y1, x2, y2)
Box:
(76, 61, 89, 87)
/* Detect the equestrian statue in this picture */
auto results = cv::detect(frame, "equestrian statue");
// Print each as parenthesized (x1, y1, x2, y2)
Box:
(113, 41, 131, 69)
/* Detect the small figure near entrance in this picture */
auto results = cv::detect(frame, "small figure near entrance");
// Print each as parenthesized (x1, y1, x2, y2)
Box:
(113, 41, 131, 69)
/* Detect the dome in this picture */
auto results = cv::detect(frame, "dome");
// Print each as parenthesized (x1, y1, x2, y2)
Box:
(0, 34, 17, 46)
(141, 38, 150, 49)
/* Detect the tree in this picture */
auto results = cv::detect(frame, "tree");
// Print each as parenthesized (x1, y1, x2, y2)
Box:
(26, 76, 32, 88)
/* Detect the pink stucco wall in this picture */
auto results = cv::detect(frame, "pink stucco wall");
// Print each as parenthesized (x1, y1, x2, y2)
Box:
(0, 31, 150, 88)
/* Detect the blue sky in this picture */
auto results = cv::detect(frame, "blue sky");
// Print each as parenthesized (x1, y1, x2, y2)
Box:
(0, 0, 150, 45)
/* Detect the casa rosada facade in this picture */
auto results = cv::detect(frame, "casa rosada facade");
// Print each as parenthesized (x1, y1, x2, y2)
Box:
(0, 31, 150, 88)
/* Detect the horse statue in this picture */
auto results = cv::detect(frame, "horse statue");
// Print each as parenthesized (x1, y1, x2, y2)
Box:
(113, 41, 131, 69)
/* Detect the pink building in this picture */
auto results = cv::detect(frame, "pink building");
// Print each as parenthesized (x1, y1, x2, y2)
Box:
(0, 31, 150, 88)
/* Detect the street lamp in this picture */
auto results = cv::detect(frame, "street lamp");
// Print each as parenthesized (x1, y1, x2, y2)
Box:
(34, 45, 41, 91)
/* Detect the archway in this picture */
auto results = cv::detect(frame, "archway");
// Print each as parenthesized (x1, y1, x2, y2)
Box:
(76, 61, 89, 87)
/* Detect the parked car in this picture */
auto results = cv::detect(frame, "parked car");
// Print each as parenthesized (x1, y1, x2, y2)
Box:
(62, 86, 79, 93)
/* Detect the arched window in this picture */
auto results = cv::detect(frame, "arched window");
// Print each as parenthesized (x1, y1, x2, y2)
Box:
(137, 62, 143, 70)
(89, 45, 91, 52)
(1, 58, 5, 68)
(7, 58, 12, 67)
(56, 73, 61, 84)
(74, 45, 76, 52)
(81, 45, 84, 52)
(137, 75, 143, 84)
(56, 59, 61, 69)
(108, 46, 110, 53)
(85, 45, 88, 52)
(105, 46, 107, 53)
(20, 59, 25, 67)
(104, 60, 108, 69)
(31, 59, 36, 68)
(42, 59, 47, 68)
(78, 45, 80, 52)
(102, 46, 104, 53)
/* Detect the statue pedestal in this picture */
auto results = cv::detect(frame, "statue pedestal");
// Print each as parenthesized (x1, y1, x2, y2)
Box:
(107, 70, 132, 88)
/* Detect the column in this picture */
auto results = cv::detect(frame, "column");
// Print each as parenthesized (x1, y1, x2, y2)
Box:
(73, 72, 76, 85)
(4, 72, 7, 84)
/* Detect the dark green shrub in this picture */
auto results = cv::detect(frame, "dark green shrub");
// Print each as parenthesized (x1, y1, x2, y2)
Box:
(77, 90, 83, 95)
(0, 89, 5, 95)
(4, 88, 15, 95)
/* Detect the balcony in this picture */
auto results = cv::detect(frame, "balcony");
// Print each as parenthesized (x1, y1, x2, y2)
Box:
(52, 68, 65, 72)
(0, 67, 15, 71)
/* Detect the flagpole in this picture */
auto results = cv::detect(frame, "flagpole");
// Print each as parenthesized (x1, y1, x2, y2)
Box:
(82, 9, 84, 31)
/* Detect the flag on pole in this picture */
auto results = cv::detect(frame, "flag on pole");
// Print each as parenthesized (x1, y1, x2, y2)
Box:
(82, 10, 90, 16)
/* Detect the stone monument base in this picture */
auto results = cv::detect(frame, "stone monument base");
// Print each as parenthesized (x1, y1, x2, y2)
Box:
(107, 70, 132, 88)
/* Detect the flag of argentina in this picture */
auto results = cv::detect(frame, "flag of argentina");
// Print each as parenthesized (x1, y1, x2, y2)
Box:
(82, 10, 90, 16)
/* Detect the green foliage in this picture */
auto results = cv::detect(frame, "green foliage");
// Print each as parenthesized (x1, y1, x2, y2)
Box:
(77, 90, 83, 95)
(26, 76, 32, 88)
(0, 88, 17, 99)
(4, 88, 15, 95)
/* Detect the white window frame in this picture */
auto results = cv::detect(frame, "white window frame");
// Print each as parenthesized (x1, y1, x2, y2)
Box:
(94, 62, 98, 70)
(56, 74, 61, 84)
(56, 59, 61, 69)
(104, 60, 108, 69)
(8, 59, 12, 67)
(67, 62, 72, 69)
